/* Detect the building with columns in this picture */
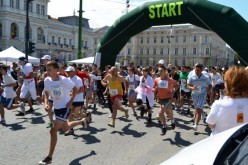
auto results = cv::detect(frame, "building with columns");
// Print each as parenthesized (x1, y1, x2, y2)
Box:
(115, 24, 235, 67)
(0, 0, 93, 64)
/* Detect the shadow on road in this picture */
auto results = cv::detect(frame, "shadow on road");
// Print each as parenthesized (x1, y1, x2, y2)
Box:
(163, 132, 193, 147)
(111, 123, 147, 138)
(2, 120, 28, 131)
(69, 150, 96, 165)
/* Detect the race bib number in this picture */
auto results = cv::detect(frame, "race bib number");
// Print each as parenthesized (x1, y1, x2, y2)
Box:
(195, 86, 202, 94)
(110, 89, 118, 96)
(52, 87, 63, 100)
(158, 80, 168, 88)
(96, 76, 102, 80)
(129, 85, 135, 90)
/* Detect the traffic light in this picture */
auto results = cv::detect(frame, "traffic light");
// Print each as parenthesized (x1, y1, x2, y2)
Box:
(126, 0, 130, 8)
(29, 42, 35, 54)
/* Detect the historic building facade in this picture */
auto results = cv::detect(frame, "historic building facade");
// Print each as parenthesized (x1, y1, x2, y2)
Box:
(0, 0, 93, 64)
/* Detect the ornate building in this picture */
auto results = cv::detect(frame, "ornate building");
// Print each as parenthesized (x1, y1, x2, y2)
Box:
(0, 0, 93, 64)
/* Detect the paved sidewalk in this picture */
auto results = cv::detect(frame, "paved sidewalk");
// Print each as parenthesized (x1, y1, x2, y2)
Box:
(0, 103, 210, 165)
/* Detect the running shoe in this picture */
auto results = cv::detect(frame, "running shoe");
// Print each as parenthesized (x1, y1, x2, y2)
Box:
(38, 156, 52, 165)
(161, 127, 167, 135)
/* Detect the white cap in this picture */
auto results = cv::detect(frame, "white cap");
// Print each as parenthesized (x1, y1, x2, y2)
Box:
(41, 55, 51, 60)
(65, 66, 75, 72)
(158, 59, 165, 65)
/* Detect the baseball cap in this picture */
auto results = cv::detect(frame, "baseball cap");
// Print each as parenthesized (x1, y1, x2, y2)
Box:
(41, 55, 51, 60)
(65, 66, 75, 72)
(158, 59, 165, 65)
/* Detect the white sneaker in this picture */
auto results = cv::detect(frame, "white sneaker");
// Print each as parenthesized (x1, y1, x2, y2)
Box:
(19, 102, 26, 115)
(192, 124, 198, 131)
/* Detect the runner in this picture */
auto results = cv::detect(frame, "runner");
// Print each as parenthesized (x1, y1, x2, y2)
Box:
(126, 66, 140, 116)
(101, 66, 128, 127)
(16, 57, 37, 116)
(154, 65, 179, 135)
(187, 63, 211, 131)
(0, 64, 25, 124)
(38, 61, 91, 165)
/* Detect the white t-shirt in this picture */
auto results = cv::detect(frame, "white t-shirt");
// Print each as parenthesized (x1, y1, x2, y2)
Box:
(20, 63, 34, 82)
(126, 74, 140, 82)
(68, 75, 84, 102)
(44, 76, 75, 109)
(206, 97, 248, 135)
(84, 73, 97, 87)
(210, 72, 221, 86)
(2, 73, 17, 98)
(188, 69, 210, 79)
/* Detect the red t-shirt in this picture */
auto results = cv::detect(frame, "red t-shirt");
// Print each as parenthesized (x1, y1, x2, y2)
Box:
(154, 77, 177, 99)
(76, 71, 90, 87)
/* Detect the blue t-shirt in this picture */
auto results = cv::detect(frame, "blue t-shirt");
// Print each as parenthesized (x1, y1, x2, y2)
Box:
(188, 74, 211, 96)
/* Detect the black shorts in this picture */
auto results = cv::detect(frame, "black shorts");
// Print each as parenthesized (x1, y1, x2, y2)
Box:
(181, 90, 191, 99)
(173, 90, 179, 99)
(54, 108, 70, 122)
(72, 102, 84, 107)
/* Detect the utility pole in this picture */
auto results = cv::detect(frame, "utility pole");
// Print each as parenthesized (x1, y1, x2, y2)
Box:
(25, 0, 33, 60)
(78, 0, 83, 59)
(167, 25, 174, 65)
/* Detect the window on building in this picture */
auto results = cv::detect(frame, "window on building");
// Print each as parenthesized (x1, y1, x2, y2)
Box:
(24, 0, 26, 10)
(128, 48, 131, 55)
(140, 59, 143, 66)
(146, 48, 149, 55)
(193, 48, 196, 55)
(0, 0, 3, 7)
(84, 41, 88, 48)
(153, 48, 156, 55)
(140, 37, 143, 44)
(205, 35, 208, 43)
(58, 37, 61, 44)
(160, 48, 163, 55)
(182, 58, 185, 65)
(147, 37, 149, 44)
(140, 49, 143, 55)
(29, 2, 33, 12)
(41, 5, 45, 15)
(183, 35, 186, 43)
(10, 0, 14, 7)
(154, 37, 157, 43)
(36, 4, 40, 14)
(0, 23, 2, 38)
(11, 23, 18, 39)
(161, 36, 164, 43)
(16, 0, 20, 9)
(175, 36, 178, 43)
(193, 35, 197, 42)
(69, 39, 72, 46)
(183, 48, 186, 55)
(206, 48, 210, 54)
(146, 59, 149, 66)
(174, 60, 178, 66)
(37, 27, 44, 42)
(64, 38, 66, 45)
(175, 48, 178, 55)
(52, 36, 55, 43)
(94, 39, 97, 45)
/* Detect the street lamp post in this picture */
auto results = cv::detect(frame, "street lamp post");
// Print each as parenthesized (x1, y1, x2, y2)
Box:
(78, 0, 83, 59)
(25, 0, 34, 60)
(167, 25, 174, 65)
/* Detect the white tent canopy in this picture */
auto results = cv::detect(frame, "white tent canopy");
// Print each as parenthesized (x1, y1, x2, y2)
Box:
(68, 56, 94, 64)
(0, 46, 40, 63)
(68, 56, 120, 68)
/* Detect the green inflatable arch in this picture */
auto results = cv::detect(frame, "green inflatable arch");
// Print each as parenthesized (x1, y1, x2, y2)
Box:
(95, 0, 248, 68)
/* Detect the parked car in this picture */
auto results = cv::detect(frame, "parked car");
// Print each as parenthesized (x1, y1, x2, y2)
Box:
(161, 123, 248, 165)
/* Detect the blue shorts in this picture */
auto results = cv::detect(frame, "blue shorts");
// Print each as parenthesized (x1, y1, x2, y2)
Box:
(54, 108, 70, 122)
(0, 96, 14, 108)
(192, 94, 206, 110)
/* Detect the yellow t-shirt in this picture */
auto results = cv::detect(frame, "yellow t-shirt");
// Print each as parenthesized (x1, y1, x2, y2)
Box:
(109, 77, 123, 97)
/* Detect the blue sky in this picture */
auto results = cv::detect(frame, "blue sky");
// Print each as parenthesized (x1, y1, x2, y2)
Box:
(48, 0, 248, 28)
